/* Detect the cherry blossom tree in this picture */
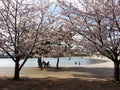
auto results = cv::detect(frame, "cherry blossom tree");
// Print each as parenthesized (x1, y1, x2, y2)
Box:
(58, 0, 120, 81)
(34, 27, 54, 69)
(50, 20, 78, 69)
(35, 18, 76, 69)
(0, 0, 53, 80)
(50, 27, 75, 69)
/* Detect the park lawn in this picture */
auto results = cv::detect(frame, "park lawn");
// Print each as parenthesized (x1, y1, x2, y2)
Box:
(0, 57, 117, 90)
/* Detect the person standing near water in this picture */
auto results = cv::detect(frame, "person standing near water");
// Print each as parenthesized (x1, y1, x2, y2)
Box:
(75, 61, 77, 65)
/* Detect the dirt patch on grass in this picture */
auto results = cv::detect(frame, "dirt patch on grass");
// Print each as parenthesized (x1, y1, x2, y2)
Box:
(0, 58, 117, 90)
(0, 66, 114, 80)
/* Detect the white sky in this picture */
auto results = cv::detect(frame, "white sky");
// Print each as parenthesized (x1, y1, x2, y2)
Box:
(50, 0, 78, 3)
(67, 0, 78, 3)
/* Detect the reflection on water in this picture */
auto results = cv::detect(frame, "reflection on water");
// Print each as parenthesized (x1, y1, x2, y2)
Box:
(0, 57, 106, 67)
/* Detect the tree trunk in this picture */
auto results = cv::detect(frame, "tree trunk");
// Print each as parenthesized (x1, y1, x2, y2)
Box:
(56, 56, 59, 69)
(38, 57, 43, 70)
(114, 62, 120, 81)
(14, 61, 20, 80)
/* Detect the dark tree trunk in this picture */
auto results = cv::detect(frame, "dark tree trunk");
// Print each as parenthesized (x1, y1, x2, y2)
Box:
(14, 60, 20, 80)
(56, 56, 59, 69)
(38, 57, 43, 70)
(114, 62, 120, 81)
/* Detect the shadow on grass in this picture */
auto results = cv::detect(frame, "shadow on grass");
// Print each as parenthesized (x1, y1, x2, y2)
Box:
(0, 77, 120, 90)
(46, 67, 114, 78)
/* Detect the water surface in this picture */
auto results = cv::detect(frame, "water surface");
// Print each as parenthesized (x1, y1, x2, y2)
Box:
(0, 57, 106, 67)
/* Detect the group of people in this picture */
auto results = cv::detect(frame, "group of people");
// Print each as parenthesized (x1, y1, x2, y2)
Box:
(42, 60, 49, 68)
(38, 57, 50, 70)
(75, 61, 80, 65)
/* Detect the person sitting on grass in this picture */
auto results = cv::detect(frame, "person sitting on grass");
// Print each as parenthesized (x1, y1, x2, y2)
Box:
(43, 61, 49, 68)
